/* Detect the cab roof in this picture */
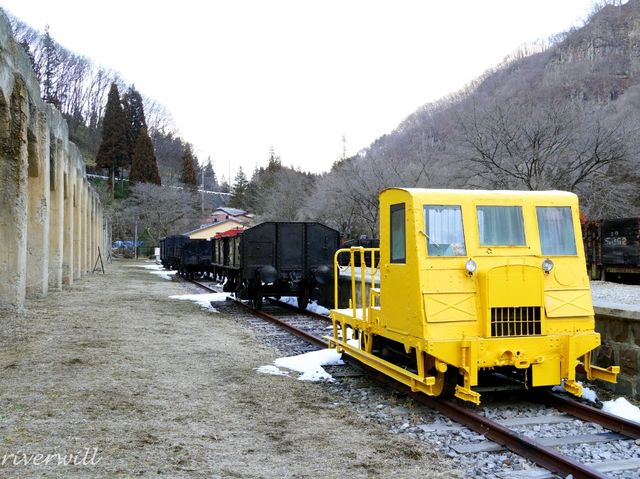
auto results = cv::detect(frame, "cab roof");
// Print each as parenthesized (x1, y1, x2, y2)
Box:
(381, 188, 577, 201)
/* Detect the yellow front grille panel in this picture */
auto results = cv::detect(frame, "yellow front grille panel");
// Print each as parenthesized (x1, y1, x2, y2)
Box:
(490, 306, 541, 337)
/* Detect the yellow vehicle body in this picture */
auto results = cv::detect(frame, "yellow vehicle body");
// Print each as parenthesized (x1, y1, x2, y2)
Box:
(329, 188, 619, 404)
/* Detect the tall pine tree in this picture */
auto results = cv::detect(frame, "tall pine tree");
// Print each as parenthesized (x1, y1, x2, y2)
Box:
(121, 90, 134, 168)
(201, 158, 217, 191)
(96, 83, 128, 195)
(122, 85, 147, 169)
(41, 25, 60, 107)
(180, 144, 198, 190)
(228, 167, 249, 208)
(130, 127, 161, 186)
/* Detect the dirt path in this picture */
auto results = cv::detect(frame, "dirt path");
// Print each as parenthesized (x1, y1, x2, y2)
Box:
(0, 260, 459, 478)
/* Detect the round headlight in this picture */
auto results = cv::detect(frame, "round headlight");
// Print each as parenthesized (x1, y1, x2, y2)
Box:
(542, 258, 554, 273)
(465, 258, 477, 274)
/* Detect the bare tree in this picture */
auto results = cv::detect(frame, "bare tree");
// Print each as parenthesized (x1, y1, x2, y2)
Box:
(458, 100, 630, 192)
(253, 168, 314, 222)
(122, 183, 200, 245)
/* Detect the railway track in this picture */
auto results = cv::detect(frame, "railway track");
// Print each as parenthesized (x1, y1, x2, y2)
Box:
(186, 276, 640, 478)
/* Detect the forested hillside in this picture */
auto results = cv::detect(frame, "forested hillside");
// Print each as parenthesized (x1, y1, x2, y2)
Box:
(8, 15, 218, 190)
(304, 1, 640, 237)
(8, 12, 221, 243)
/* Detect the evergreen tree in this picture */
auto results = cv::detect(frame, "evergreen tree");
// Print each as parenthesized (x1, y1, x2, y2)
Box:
(121, 90, 134, 167)
(201, 158, 217, 190)
(267, 146, 282, 171)
(19, 40, 36, 73)
(96, 83, 128, 195)
(122, 86, 147, 169)
(228, 167, 249, 208)
(130, 127, 161, 186)
(219, 177, 230, 193)
(41, 25, 60, 107)
(180, 144, 198, 189)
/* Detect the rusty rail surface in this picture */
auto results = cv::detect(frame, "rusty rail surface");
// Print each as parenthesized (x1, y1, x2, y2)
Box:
(540, 390, 640, 439)
(188, 277, 614, 479)
(231, 297, 327, 349)
(266, 297, 330, 321)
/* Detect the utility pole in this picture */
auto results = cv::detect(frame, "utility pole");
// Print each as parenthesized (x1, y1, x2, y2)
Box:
(341, 134, 348, 161)
(201, 156, 207, 214)
(134, 220, 138, 260)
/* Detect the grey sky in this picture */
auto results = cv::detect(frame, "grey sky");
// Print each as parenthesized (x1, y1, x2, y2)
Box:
(2, 0, 598, 183)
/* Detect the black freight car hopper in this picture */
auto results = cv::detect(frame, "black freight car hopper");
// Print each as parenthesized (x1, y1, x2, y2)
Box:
(212, 222, 340, 309)
(178, 239, 211, 278)
(159, 235, 190, 270)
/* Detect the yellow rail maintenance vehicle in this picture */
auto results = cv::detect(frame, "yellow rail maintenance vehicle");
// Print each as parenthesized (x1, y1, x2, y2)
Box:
(329, 188, 619, 405)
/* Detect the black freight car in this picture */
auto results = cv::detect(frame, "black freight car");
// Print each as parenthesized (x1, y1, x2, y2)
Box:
(178, 239, 211, 279)
(211, 228, 242, 282)
(337, 236, 380, 267)
(159, 235, 190, 270)
(583, 218, 640, 281)
(212, 222, 340, 309)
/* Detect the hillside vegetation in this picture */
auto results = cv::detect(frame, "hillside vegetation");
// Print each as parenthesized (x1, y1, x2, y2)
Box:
(8, 2, 640, 241)
(303, 1, 640, 236)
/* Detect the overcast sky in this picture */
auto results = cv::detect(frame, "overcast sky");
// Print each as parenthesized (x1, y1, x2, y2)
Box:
(2, 0, 599, 183)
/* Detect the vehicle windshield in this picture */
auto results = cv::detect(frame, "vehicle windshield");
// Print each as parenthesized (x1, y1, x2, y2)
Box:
(424, 205, 466, 256)
(537, 206, 577, 255)
(477, 206, 525, 246)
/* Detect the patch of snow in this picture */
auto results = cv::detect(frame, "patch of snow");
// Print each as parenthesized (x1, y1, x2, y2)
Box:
(590, 281, 640, 311)
(552, 381, 597, 402)
(168, 292, 230, 312)
(258, 348, 345, 382)
(132, 262, 176, 280)
(279, 297, 297, 307)
(553, 381, 640, 425)
(602, 397, 640, 424)
(307, 301, 330, 315)
(581, 386, 598, 403)
(278, 296, 330, 315)
(325, 325, 360, 348)
(255, 365, 290, 377)
(150, 270, 177, 280)
(132, 263, 165, 270)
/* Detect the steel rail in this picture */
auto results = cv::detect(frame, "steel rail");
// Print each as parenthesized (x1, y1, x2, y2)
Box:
(266, 297, 330, 321)
(540, 390, 640, 439)
(231, 297, 327, 349)
(190, 279, 219, 292)
(352, 363, 608, 479)
(187, 277, 612, 478)
(411, 395, 607, 479)
(190, 280, 330, 321)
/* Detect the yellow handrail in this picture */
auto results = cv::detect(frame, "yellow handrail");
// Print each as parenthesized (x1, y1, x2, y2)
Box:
(333, 246, 381, 322)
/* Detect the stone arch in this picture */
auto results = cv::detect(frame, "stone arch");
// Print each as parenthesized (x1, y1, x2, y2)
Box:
(0, 89, 9, 147)
(49, 135, 58, 191)
(27, 128, 38, 177)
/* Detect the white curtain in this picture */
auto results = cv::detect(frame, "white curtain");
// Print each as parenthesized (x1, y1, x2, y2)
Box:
(477, 206, 525, 246)
(537, 207, 576, 255)
(425, 206, 466, 256)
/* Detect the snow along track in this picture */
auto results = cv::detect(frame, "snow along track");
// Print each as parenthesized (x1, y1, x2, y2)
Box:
(186, 277, 640, 478)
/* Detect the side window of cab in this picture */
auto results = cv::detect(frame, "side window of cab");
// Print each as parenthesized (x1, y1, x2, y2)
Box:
(390, 203, 406, 263)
